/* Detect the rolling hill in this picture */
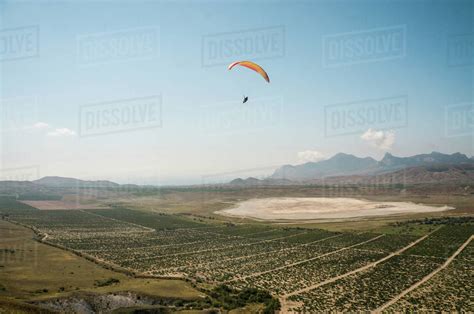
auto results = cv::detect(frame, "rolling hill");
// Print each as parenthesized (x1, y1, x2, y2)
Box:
(33, 176, 120, 188)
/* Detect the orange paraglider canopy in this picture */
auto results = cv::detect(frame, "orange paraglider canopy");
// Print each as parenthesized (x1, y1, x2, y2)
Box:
(228, 61, 270, 83)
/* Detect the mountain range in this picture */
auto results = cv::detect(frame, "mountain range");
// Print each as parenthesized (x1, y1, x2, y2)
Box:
(230, 152, 474, 185)
(0, 176, 148, 200)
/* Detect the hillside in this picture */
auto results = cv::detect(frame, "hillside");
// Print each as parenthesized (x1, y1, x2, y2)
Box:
(270, 152, 474, 182)
(33, 176, 120, 188)
(311, 163, 474, 185)
(271, 153, 378, 181)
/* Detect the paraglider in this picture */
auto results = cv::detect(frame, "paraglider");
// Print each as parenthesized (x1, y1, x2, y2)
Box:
(228, 61, 270, 104)
(228, 61, 270, 83)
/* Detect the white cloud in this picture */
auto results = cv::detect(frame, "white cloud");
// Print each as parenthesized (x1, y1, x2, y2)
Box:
(32, 122, 50, 129)
(297, 150, 326, 163)
(361, 128, 395, 150)
(47, 128, 76, 137)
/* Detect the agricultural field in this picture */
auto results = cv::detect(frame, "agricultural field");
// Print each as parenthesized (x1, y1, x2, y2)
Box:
(1, 196, 473, 312)
(0, 219, 204, 312)
(287, 224, 474, 312)
(387, 241, 473, 312)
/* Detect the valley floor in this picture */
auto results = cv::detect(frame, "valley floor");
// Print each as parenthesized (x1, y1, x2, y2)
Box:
(0, 193, 473, 313)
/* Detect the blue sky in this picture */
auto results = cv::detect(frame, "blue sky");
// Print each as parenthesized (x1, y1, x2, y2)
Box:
(0, 0, 472, 184)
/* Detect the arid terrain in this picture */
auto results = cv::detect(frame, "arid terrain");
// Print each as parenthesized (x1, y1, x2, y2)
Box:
(0, 178, 473, 313)
(218, 197, 452, 220)
(19, 200, 110, 210)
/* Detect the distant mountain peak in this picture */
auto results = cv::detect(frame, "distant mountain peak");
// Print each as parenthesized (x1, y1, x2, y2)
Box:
(271, 151, 473, 182)
(271, 152, 378, 181)
(229, 178, 245, 184)
(333, 152, 351, 157)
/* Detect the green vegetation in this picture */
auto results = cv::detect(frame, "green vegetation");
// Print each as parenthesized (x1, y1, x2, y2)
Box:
(88, 207, 208, 230)
(290, 255, 443, 312)
(1, 188, 473, 313)
(205, 284, 280, 313)
(0, 298, 54, 313)
(0, 219, 202, 303)
(18, 193, 63, 201)
(393, 216, 474, 226)
(94, 278, 120, 287)
(287, 223, 473, 312)
(0, 197, 38, 216)
(403, 225, 474, 258)
(388, 242, 473, 312)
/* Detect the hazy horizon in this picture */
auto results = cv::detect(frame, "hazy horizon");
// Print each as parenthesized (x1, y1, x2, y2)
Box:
(12, 150, 474, 186)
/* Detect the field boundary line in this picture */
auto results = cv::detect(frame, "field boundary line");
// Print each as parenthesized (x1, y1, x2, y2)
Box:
(229, 234, 385, 283)
(88, 229, 316, 256)
(81, 239, 209, 252)
(375, 234, 474, 312)
(194, 228, 307, 243)
(1, 219, 144, 278)
(124, 229, 309, 262)
(242, 229, 277, 237)
(214, 233, 344, 264)
(154, 233, 344, 274)
(283, 228, 439, 298)
(266, 231, 308, 242)
(80, 229, 236, 252)
(79, 210, 155, 232)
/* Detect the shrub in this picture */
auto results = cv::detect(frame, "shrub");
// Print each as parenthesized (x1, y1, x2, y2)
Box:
(94, 278, 120, 287)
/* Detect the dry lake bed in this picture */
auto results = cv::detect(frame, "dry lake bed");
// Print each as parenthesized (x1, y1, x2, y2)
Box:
(216, 197, 452, 220)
